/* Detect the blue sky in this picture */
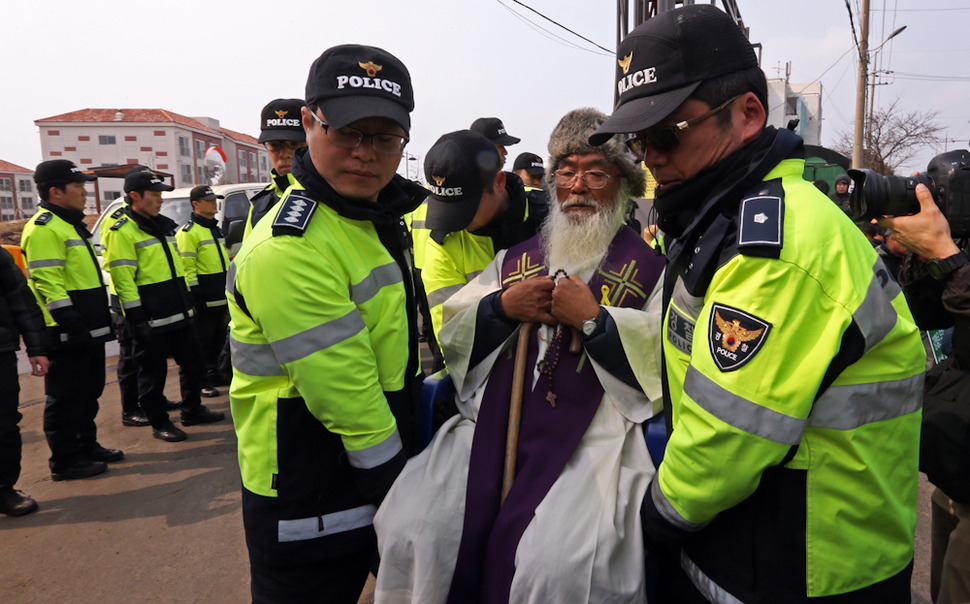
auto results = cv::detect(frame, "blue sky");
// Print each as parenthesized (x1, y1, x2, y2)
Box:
(2, 0, 966, 177)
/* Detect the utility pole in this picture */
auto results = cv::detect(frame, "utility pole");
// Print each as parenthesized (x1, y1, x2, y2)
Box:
(852, 0, 870, 169)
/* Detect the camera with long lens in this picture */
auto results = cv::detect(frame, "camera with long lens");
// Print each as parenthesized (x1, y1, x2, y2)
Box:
(847, 149, 970, 238)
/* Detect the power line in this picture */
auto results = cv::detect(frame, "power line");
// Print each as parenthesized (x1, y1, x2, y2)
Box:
(502, 0, 614, 54)
(495, 1, 602, 55)
(893, 71, 970, 82)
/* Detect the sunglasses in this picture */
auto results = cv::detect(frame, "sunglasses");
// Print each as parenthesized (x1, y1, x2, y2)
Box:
(625, 94, 743, 157)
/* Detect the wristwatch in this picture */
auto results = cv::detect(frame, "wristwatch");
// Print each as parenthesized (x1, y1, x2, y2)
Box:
(581, 308, 602, 337)
(927, 250, 969, 280)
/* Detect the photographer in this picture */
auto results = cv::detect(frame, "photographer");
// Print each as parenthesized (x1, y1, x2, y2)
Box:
(879, 183, 970, 603)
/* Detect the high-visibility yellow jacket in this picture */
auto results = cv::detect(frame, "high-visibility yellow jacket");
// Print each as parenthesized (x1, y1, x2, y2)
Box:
(175, 213, 229, 309)
(101, 208, 194, 331)
(21, 202, 112, 344)
(650, 134, 924, 601)
(243, 171, 297, 240)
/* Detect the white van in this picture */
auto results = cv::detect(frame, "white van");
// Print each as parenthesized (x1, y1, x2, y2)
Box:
(91, 182, 267, 258)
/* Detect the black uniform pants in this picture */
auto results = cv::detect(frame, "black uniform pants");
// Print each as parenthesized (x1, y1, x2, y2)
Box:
(133, 322, 204, 428)
(194, 305, 229, 385)
(44, 342, 105, 471)
(111, 311, 139, 415)
(0, 351, 23, 490)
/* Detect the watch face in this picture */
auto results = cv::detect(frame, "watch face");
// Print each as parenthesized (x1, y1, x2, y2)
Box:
(582, 319, 597, 336)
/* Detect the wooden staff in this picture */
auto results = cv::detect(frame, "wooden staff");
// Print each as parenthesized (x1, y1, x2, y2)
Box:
(502, 321, 533, 504)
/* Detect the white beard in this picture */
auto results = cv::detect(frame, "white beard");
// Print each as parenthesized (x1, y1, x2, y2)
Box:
(541, 194, 627, 281)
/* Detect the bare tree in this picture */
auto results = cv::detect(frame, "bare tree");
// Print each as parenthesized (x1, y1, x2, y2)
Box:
(835, 98, 944, 174)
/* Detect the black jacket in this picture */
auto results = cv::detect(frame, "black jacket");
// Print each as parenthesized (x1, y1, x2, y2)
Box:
(0, 247, 49, 356)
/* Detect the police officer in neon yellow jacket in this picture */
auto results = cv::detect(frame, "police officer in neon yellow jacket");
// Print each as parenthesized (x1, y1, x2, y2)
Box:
(422, 130, 537, 345)
(227, 45, 427, 603)
(243, 98, 307, 239)
(591, 7, 925, 601)
(21, 160, 119, 481)
(102, 171, 224, 443)
(176, 185, 232, 395)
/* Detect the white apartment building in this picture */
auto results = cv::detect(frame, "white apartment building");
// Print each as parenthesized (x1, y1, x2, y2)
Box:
(0, 160, 36, 222)
(35, 109, 268, 214)
(766, 79, 823, 146)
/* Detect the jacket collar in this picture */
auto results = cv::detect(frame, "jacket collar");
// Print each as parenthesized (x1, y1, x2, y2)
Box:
(290, 146, 427, 224)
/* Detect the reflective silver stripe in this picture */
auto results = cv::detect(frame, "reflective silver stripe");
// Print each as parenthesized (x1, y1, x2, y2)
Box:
(59, 333, 69, 342)
(187, 279, 199, 287)
(411, 219, 426, 230)
(205, 298, 228, 308)
(90, 326, 112, 338)
(277, 504, 376, 543)
(180, 251, 197, 258)
(226, 262, 237, 297)
(681, 551, 743, 604)
(64, 239, 86, 248)
(683, 365, 806, 445)
(47, 298, 73, 311)
(166, 236, 178, 245)
(148, 312, 187, 328)
(230, 337, 286, 376)
(109, 259, 138, 268)
(427, 283, 465, 308)
(197, 238, 215, 247)
(271, 312, 366, 365)
(122, 299, 142, 309)
(465, 270, 482, 282)
(28, 258, 66, 269)
(651, 478, 707, 533)
(348, 263, 402, 306)
(134, 239, 159, 250)
(809, 373, 924, 430)
(874, 255, 902, 301)
(346, 430, 403, 469)
(854, 272, 899, 352)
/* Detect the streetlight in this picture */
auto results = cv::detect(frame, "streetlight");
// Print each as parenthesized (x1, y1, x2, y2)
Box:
(853, 14, 906, 168)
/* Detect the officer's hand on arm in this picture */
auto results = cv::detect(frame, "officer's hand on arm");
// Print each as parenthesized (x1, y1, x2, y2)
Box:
(29, 356, 48, 377)
(500, 276, 556, 325)
(877, 184, 961, 259)
(551, 276, 600, 329)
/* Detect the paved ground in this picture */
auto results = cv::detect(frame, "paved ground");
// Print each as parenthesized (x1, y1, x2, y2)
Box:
(0, 352, 933, 603)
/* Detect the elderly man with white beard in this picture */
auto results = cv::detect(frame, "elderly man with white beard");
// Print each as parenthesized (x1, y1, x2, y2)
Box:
(374, 108, 666, 604)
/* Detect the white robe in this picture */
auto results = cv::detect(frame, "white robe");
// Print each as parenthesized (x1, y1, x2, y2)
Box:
(375, 247, 665, 604)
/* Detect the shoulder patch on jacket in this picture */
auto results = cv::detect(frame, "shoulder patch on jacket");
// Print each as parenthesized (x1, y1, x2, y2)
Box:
(110, 207, 126, 219)
(271, 192, 318, 237)
(110, 216, 129, 230)
(709, 303, 771, 372)
(738, 179, 785, 259)
(182, 222, 194, 232)
(34, 212, 52, 225)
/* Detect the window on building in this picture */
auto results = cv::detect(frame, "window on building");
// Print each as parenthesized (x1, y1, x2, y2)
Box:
(260, 155, 267, 173)
(179, 136, 191, 157)
(99, 135, 117, 145)
(238, 149, 247, 168)
(0, 196, 14, 209)
(0, 178, 10, 192)
(18, 179, 31, 192)
(196, 166, 205, 185)
(103, 191, 121, 202)
(20, 196, 33, 210)
(180, 164, 193, 185)
(196, 140, 206, 159)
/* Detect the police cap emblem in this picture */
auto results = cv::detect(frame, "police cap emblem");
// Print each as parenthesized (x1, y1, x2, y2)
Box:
(709, 304, 771, 372)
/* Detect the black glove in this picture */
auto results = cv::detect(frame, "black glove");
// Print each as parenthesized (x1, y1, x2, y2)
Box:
(50, 307, 92, 348)
(133, 322, 154, 345)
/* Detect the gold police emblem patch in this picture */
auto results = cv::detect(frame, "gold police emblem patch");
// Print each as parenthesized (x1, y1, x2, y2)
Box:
(275, 110, 288, 118)
(359, 61, 382, 77)
(618, 53, 633, 75)
(709, 304, 771, 371)
(432, 175, 446, 187)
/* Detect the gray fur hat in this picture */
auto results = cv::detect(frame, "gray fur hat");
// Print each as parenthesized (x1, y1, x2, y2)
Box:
(546, 107, 646, 199)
